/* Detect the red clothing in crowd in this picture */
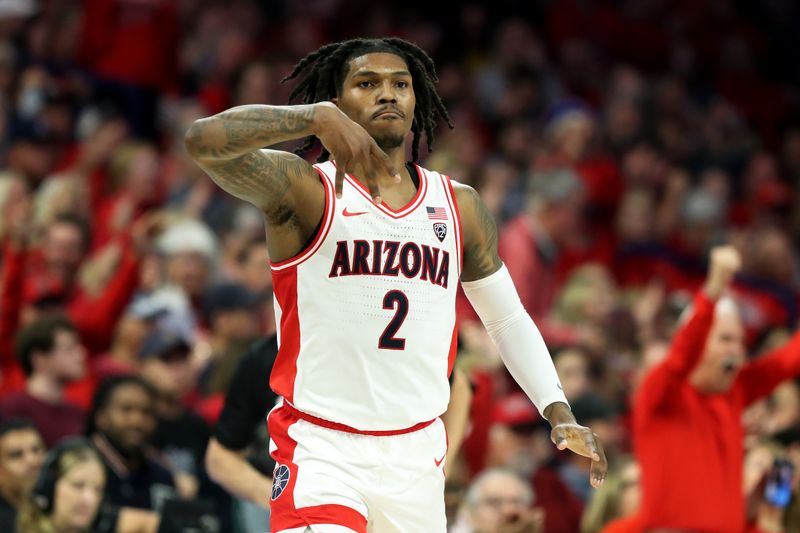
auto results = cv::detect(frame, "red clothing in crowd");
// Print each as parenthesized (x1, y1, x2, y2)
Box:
(498, 215, 577, 346)
(0, 238, 141, 370)
(78, 0, 179, 91)
(600, 515, 640, 533)
(0, 392, 85, 448)
(634, 292, 800, 532)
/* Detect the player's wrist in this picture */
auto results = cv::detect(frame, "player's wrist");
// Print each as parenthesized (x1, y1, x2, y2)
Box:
(543, 401, 575, 427)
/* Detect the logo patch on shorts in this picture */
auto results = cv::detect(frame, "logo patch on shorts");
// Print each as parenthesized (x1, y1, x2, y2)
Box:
(272, 464, 291, 501)
(433, 223, 447, 242)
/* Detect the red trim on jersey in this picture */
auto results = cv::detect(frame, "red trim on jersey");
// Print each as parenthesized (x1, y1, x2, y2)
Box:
(270, 166, 335, 271)
(270, 268, 300, 404)
(268, 407, 368, 532)
(441, 174, 463, 274)
(331, 161, 428, 219)
(283, 401, 435, 436)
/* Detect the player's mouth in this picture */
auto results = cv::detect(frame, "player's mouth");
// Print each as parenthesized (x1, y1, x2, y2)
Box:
(373, 107, 404, 120)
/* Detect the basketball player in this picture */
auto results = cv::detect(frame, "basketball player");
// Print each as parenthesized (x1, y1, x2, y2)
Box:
(185, 37, 606, 533)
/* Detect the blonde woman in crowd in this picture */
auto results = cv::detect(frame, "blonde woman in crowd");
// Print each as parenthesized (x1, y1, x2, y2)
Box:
(16, 440, 106, 533)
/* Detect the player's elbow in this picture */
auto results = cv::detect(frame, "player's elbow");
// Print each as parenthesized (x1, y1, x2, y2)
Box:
(184, 117, 217, 162)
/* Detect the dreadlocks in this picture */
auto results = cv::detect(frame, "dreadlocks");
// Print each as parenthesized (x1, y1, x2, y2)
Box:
(282, 37, 453, 163)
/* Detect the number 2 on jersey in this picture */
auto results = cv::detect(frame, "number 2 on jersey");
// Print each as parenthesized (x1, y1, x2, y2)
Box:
(379, 290, 408, 350)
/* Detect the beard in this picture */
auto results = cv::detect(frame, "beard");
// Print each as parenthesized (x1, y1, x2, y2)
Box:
(373, 133, 405, 151)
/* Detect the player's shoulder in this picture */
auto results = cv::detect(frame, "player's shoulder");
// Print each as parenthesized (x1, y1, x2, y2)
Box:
(416, 164, 476, 205)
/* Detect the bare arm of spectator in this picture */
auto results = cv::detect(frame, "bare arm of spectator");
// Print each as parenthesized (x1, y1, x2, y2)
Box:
(115, 508, 160, 533)
(68, 214, 160, 351)
(440, 368, 472, 479)
(205, 437, 272, 508)
(636, 246, 740, 413)
(738, 333, 800, 406)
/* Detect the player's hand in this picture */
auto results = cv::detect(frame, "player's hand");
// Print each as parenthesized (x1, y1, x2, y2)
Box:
(704, 245, 742, 299)
(551, 422, 608, 488)
(313, 102, 400, 203)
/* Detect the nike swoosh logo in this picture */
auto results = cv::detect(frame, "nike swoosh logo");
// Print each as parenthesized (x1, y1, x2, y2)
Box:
(434, 452, 446, 467)
(342, 208, 369, 217)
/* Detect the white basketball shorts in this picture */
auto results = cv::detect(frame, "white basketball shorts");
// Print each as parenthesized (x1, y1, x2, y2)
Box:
(267, 402, 448, 533)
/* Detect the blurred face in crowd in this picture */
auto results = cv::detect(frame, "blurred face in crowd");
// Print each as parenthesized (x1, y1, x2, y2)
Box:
(51, 459, 105, 532)
(0, 428, 45, 502)
(690, 301, 746, 393)
(166, 251, 211, 298)
(240, 242, 272, 293)
(466, 470, 534, 533)
(552, 112, 595, 162)
(615, 189, 654, 243)
(488, 423, 551, 477)
(554, 348, 590, 400)
(124, 145, 160, 203)
(34, 329, 86, 383)
(616, 461, 641, 517)
(44, 221, 86, 282)
(141, 350, 195, 409)
(212, 308, 259, 342)
(96, 383, 156, 455)
(113, 316, 153, 357)
(546, 194, 585, 247)
(334, 53, 415, 152)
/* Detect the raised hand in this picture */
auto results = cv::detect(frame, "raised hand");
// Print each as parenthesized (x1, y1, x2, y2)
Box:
(704, 245, 742, 299)
(313, 102, 400, 203)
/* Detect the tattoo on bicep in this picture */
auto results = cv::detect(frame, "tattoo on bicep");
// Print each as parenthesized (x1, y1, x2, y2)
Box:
(465, 189, 502, 277)
(206, 151, 303, 217)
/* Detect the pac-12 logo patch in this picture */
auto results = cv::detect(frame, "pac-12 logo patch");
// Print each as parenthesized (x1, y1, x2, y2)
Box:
(433, 223, 447, 242)
(272, 464, 291, 500)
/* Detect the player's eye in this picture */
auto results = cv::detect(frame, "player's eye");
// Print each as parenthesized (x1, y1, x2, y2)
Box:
(359, 81, 373, 88)
(396, 81, 409, 88)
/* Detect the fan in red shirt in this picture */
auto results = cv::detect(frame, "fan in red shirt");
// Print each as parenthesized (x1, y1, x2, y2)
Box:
(633, 245, 800, 532)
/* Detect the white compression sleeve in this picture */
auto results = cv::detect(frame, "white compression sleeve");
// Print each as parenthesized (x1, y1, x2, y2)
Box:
(461, 264, 568, 414)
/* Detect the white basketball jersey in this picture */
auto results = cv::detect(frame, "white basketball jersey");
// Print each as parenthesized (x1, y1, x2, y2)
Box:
(270, 160, 462, 431)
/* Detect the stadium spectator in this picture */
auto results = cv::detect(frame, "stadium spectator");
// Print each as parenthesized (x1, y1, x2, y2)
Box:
(16, 439, 107, 533)
(139, 325, 209, 500)
(0, 316, 86, 447)
(498, 167, 585, 346)
(87, 376, 176, 511)
(634, 245, 800, 531)
(451, 467, 544, 533)
(0, 419, 45, 531)
(198, 282, 261, 396)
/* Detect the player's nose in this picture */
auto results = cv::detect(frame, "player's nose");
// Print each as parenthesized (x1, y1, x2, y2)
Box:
(376, 81, 397, 103)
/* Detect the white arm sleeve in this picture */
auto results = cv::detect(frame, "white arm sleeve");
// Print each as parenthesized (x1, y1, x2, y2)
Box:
(461, 264, 568, 414)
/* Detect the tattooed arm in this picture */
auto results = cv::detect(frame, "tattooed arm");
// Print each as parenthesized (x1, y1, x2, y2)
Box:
(454, 182, 608, 486)
(184, 104, 323, 221)
(186, 102, 400, 259)
(453, 183, 502, 282)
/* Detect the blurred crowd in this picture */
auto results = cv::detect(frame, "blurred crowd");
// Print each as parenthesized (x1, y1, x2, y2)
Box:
(0, 0, 798, 531)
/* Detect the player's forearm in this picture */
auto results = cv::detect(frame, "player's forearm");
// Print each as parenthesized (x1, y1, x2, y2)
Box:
(205, 438, 272, 508)
(185, 104, 321, 163)
(462, 265, 568, 413)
